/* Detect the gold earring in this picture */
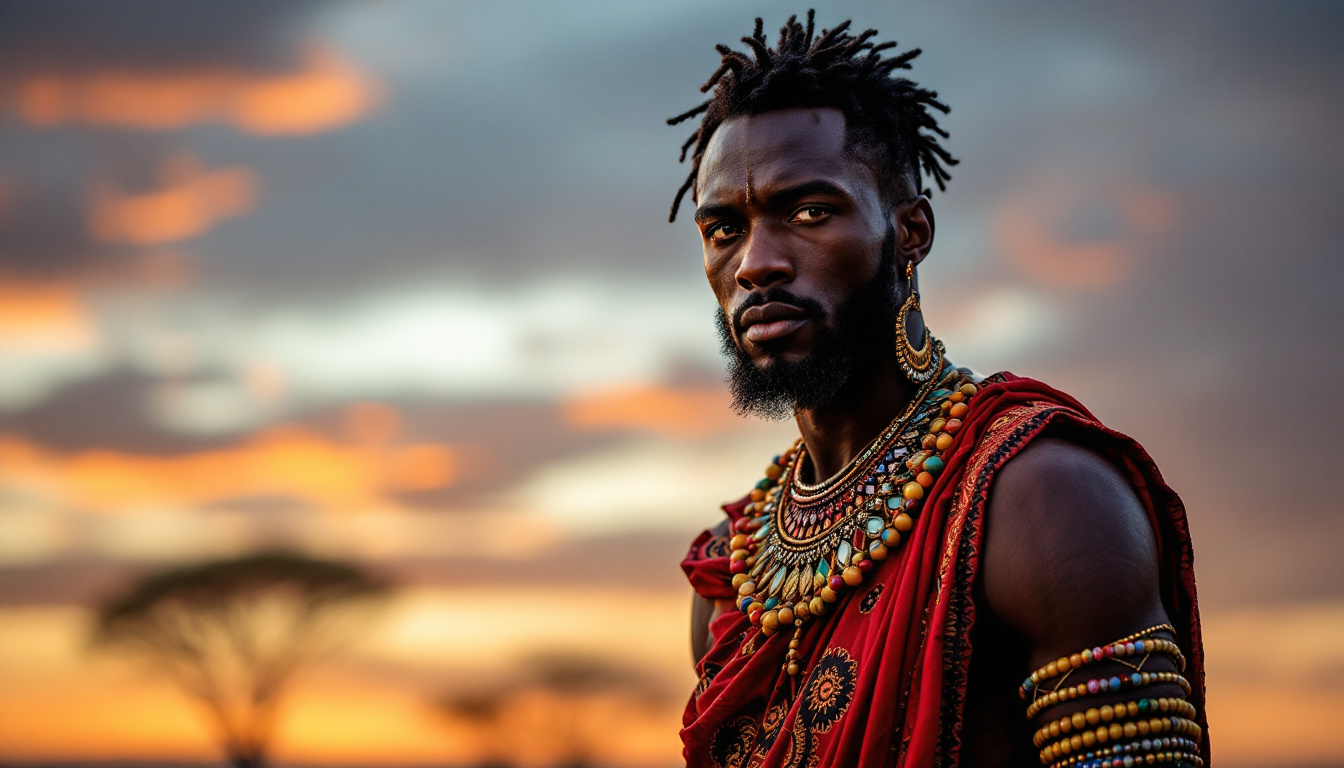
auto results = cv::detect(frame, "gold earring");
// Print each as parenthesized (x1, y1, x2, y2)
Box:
(895, 261, 937, 383)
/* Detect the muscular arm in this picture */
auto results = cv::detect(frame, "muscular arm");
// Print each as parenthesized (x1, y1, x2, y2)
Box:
(973, 437, 1192, 765)
(984, 438, 1170, 654)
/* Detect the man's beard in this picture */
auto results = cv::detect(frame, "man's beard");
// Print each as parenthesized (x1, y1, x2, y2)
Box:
(716, 224, 899, 420)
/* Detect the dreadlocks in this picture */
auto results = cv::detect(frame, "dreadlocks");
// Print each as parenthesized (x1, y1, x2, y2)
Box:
(667, 11, 958, 222)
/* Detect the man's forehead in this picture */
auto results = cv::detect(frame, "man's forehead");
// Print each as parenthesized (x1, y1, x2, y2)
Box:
(697, 108, 856, 202)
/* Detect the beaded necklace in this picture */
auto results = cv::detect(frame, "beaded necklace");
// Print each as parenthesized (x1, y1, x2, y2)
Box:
(728, 348, 979, 676)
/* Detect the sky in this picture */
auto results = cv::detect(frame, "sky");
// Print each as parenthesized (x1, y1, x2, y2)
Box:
(0, 1, 1342, 765)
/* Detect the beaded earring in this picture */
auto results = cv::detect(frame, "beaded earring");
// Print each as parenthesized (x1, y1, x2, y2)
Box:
(895, 260, 937, 383)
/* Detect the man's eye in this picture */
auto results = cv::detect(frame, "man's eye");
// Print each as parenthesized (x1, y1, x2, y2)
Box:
(790, 206, 830, 224)
(707, 223, 742, 241)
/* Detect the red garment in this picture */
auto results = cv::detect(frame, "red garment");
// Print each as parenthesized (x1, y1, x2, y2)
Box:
(680, 374, 1207, 768)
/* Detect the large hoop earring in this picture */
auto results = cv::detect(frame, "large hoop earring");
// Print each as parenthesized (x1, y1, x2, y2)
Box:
(895, 261, 937, 383)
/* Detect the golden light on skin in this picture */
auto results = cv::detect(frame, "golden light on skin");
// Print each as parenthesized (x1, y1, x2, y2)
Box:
(10, 43, 379, 136)
(562, 383, 744, 439)
(87, 153, 257, 246)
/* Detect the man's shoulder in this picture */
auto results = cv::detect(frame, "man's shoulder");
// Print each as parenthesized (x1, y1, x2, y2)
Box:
(981, 433, 1165, 645)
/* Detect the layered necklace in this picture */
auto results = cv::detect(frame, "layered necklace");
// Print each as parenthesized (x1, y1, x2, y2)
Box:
(727, 348, 978, 676)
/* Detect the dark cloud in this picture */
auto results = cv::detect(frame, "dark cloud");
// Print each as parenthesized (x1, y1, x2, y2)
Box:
(0, 176, 112, 277)
(0, 369, 233, 455)
(0, 0, 325, 73)
(0, 530, 693, 607)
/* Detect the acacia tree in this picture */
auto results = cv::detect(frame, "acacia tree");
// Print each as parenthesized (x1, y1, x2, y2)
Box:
(91, 552, 390, 768)
(436, 652, 671, 768)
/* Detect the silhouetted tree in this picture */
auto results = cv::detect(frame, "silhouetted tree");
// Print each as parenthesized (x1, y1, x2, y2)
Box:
(437, 690, 512, 768)
(91, 551, 391, 768)
(435, 651, 671, 768)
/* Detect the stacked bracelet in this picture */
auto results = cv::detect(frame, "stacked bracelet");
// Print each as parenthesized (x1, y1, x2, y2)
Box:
(1025, 626, 1201, 767)
(1034, 698, 1198, 748)
(1025, 671, 1193, 719)
(1039, 715, 1202, 764)
(1063, 748, 1203, 768)
(1048, 736, 1202, 768)
(1022, 637, 1186, 699)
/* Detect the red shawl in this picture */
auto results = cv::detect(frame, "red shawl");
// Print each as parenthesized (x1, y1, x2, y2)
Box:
(680, 374, 1207, 768)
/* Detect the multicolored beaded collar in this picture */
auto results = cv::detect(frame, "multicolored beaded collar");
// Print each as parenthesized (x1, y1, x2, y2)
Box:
(727, 353, 978, 676)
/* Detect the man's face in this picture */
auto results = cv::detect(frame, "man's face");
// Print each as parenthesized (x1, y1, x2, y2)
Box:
(693, 108, 899, 417)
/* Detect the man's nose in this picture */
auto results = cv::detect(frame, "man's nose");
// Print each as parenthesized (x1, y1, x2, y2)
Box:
(734, 225, 795, 290)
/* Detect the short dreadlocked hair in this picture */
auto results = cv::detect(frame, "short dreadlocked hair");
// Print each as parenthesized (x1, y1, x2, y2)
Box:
(668, 11, 958, 222)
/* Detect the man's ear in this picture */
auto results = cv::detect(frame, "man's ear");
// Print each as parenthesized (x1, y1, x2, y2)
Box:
(895, 196, 935, 267)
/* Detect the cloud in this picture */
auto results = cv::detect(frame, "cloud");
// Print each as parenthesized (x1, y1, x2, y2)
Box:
(512, 427, 795, 535)
(88, 153, 257, 246)
(932, 286, 1061, 371)
(9, 44, 379, 136)
(0, 283, 95, 347)
(236, 281, 721, 404)
(562, 383, 742, 439)
(0, 283, 104, 409)
(993, 175, 1179, 291)
(0, 424, 456, 516)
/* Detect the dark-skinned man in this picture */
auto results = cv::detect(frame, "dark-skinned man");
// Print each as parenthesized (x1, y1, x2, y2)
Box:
(671, 14, 1206, 768)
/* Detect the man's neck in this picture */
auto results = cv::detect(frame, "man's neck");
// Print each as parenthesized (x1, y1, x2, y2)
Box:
(794, 354, 920, 483)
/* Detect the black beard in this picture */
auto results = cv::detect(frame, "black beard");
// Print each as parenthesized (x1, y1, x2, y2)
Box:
(716, 224, 899, 420)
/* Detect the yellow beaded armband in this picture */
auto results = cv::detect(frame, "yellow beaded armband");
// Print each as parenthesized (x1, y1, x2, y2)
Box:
(1047, 735, 1203, 768)
(1039, 714, 1202, 764)
(1033, 697, 1197, 748)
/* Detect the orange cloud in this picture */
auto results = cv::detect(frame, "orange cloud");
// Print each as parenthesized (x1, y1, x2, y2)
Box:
(0, 423, 457, 514)
(87, 153, 256, 246)
(562, 384, 743, 439)
(0, 282, 96, 349)
(10, 43, 378, 136)
(994, 180, 1180, 291)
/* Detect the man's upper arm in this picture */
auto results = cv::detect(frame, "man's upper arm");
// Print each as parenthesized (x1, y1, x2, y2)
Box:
(982, 436, 1196, 757)
(983, 437, 1170, 661)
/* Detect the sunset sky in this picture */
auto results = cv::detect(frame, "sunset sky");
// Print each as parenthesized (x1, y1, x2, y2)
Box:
(1, 1, 1342, 766)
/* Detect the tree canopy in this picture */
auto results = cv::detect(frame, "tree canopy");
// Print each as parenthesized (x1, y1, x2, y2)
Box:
(92, 551, 391, 768)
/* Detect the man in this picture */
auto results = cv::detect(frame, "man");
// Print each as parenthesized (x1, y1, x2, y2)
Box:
(670, 14, 1206, 768)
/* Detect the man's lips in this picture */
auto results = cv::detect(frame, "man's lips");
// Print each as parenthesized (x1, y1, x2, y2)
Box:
(740, 301, 811, 343)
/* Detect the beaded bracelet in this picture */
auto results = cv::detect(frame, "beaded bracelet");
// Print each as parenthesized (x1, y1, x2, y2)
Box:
(1065, 750, 1203, 768)
(1112, 623, 1176, 645)
(1034, 698, 1198, 748)
(1047, 736, 1202, 768)
(1042, 720, 1204, 763)
(1022, 637, 1186, 699)
(1025, 671, 1193, 719)
(1039, 716, 1202, 763)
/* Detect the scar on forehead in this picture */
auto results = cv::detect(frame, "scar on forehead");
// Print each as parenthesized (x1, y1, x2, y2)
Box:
(745, 164, 756, 204)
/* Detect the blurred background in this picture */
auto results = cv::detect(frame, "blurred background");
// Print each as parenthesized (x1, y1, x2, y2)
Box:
(0, 1, 1341, 766)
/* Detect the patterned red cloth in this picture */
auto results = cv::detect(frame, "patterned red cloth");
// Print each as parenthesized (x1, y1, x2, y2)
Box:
(680, 374, 1206, 768)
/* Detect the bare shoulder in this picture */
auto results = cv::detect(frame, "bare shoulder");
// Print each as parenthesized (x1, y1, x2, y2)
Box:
(981, 437, 1168, 658)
